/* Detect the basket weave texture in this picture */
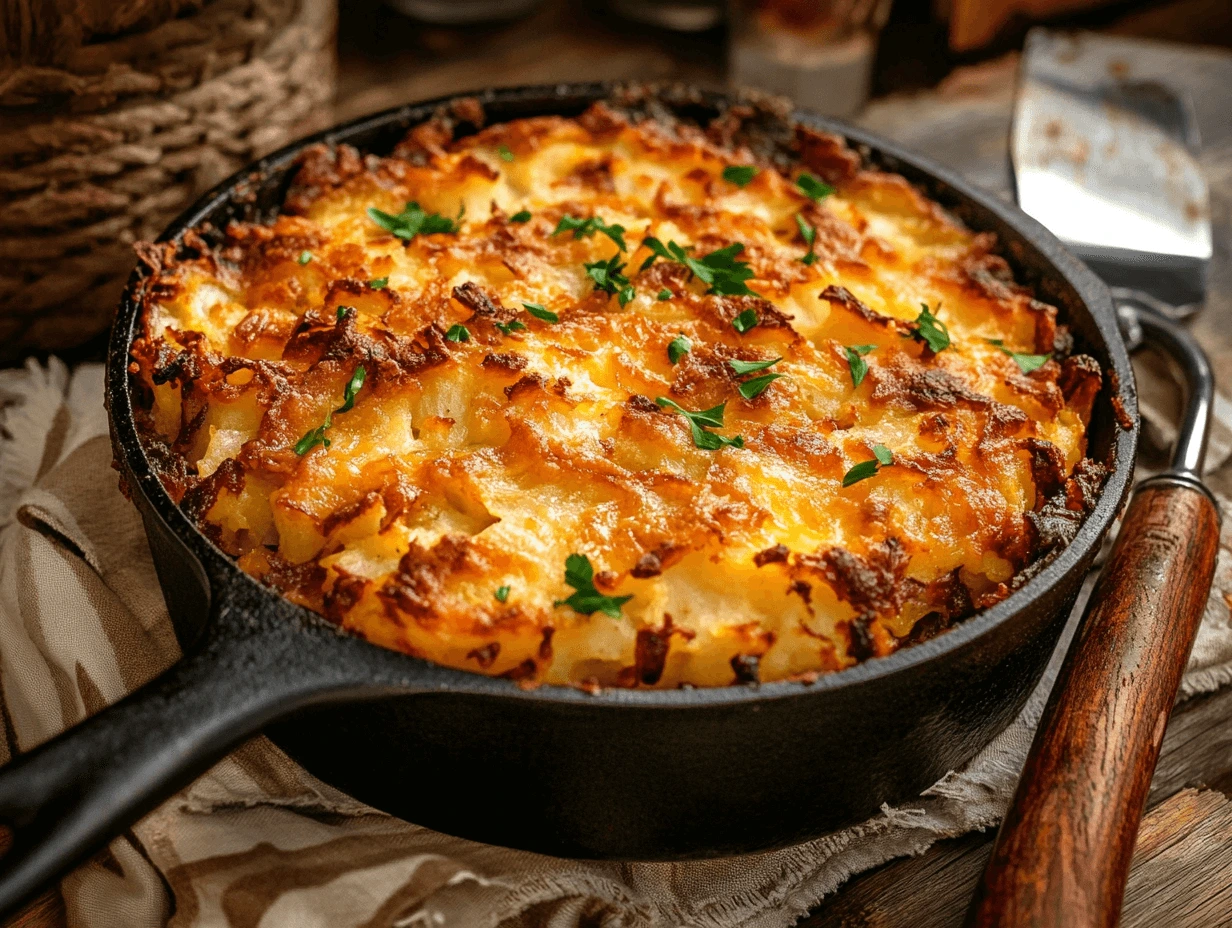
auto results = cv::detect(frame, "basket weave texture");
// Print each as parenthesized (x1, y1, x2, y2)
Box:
(0, 0, 337, 360)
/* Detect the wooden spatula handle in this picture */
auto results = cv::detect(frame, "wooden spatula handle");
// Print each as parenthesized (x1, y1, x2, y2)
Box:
(967, 478, 1221, 928)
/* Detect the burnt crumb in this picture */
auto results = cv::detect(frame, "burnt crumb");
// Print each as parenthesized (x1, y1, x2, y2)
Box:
(847, 616, 875, 661)
(500, 658, 538, 682)
(626, 394, 661, 415)
(788, 579, 812, 604)
(753, 543, 790, 567)
(1016, 457, 1110, 589)
(1022, 437, 1067, 503)
(467, 642, 501, 669)
(453, 281, 505, 317)
(902, 610, 951, 646)
(730, 653, 761, 685)
(631, 551, 663, 578)
(635, 624, 672, 686)
(483, 352, 529, 373)
(800, 538, 915, 617)
(180, 458, 244, 523)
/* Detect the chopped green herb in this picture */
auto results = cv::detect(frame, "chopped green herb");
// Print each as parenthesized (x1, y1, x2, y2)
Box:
(554, 553, 633, 619)
(728, 357, 781, 375)
(655, 397, 745, 451)
(723, 165, 758, 187)
(368, 201, 462, 240)
(732, 309, 759, 333)
(657, 288, 673, 301)
(498, 145, 515, 162)
(584, 254, 633, 303)
(795, 214, 818, 265)
(524, 302, 559, 323)
(494, 585, 511, 602)
(911, 303, 951, 353)
(369, 277, 389, 290)
(297, 251, 312, 265)
(509, 209, 532, 223)
(294, 365, 367, 455)
(987, 339, 1051, 374)
(738, 373, 781, 400)
(668, 334, 691, 364)
(842, 444, 894, 487)
(552, 214, 627, 252)
(494, 320, 528, 336)
(844, 344, 876, 388)
(639, 238, 758, 297)
(796, 172, 835, 201)
(336, 305, 353, 322)
(446, 324, 470, 343)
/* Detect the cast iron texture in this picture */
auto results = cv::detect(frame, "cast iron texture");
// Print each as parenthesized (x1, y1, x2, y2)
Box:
(0, 83, 1139, 921)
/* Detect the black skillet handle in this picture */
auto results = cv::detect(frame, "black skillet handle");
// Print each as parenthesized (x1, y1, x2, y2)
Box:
(0, 585, 357, 922)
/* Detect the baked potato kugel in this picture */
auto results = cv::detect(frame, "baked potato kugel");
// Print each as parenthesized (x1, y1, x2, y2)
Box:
(129, 97, 1106, 689)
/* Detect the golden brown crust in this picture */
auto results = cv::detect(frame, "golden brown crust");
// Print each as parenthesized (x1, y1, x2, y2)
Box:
(129, 99, 1101, 688)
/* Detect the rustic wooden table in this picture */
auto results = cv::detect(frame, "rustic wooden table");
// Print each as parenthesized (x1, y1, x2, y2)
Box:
(7, 2, 1232, 925)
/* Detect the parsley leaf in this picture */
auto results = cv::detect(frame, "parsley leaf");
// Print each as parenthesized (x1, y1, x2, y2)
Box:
(728, 357, 781, 375)
(738, 373, 781, 400)
(294, 365, 367, 455)
(796, 172, 835, 201)
(553, 214, 627, 252)
(655, 397, 745, 450)
(495, 585, 511, 602)
(987, 339, 1051, 374)
(554, 553, 633, 619)
(723, 165, 758, 187)
(524, 302, 558, 323)
(911, 302, 951, 353)
(368, 201, 463, 240)
(494, 320, 528, 336)
(639, 238, 758, 297)
(795, 214, 817, 265)
(732, 309, 759, 333)
(297, 251, 312, 265)
(844, 344, 876, 388)
(369, 277, 388, 290)
(509, 209, 532, 223)
(657, 288, 673, 301)
(498, 145, 515, 162)
(584, 254, 634, 303)
(446, 324, 470, 342)
(336, 305, 353, 322)
(668, 334, 691, 364)
(842, 444, 894, 487)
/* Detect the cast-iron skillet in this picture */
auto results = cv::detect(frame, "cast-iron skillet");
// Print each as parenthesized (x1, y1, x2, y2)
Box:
(0, 83, 1138, 920)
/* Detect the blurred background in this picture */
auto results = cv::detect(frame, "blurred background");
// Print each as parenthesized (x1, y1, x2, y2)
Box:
(1, 0, 1230, 365)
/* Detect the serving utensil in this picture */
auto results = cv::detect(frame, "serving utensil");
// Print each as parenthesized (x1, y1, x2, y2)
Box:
(969, 31, 1220, 928)
(0, 84, 1138, 922)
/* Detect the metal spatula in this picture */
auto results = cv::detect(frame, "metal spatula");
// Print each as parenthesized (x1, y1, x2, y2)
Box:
(968, 30, 1220, 928)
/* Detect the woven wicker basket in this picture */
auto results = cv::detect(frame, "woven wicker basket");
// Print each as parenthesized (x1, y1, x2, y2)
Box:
(0, 0, 337, 360)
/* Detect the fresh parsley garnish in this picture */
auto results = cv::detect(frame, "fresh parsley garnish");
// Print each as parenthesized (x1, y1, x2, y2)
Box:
(732, 309, 759, 333)
(796, 172, 835, 201)
(911, 302, 950, 353)
(294, 365, 367, 455)
(640, 238, 758, 297)
(446, 324, 470, 342)
(584, 255, 635, 305)
(842, 444, 894, 487)
(524, 302, 559, 323)
(554, 554, 632, 619)
(723, 165, 758, 187)
(369, 277, 389, 290)
(495, 585, 511, 602)
(498, 145, 515, 162)
(368, 201, 463, 240)
(510, 209, 532, 223)
(655, 397, 745, 450)
(553, 214, 627, 252)
(844, 344, 876, 388)
(336, 305, 353, 322)
(494, 320, 528, 336)
(297, 251, 312, 265)
(668, 334, 691, 364)
(987, 339, 1051, 374)
(795, 214, 817, 265)
(657, 288, 673, 301)
(730, 357, 783, 400)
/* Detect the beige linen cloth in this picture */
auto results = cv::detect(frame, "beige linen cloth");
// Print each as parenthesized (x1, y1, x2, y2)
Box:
(2, 358, 1232, 928)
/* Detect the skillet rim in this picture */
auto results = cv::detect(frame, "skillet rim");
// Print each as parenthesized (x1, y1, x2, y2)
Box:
(106, 80, 1140, 708)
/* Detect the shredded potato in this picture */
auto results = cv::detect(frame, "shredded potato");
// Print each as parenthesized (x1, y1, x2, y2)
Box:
(129, 97, 1105, 688)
